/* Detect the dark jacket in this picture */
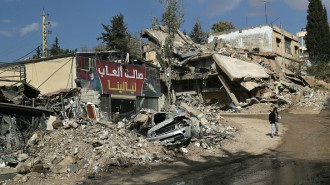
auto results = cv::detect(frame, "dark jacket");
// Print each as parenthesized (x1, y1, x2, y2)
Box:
(269, 111, 278, 124)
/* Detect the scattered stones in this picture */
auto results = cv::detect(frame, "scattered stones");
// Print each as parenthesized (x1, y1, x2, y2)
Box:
(180, 147, 188, 154)
(99, 131, 109, 140)
(17, 153, 29, 162)
(27, 133, 40, 146)
(21, 174, 30, 183)
(69, 120, 79, 128)
(16, 163, 30, 174)
(117, 121, 125, 128)
(200, 118, 208, 125)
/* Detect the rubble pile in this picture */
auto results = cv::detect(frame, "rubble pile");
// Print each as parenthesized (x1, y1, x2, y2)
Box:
(292, 89, 328, 111)
(142, 26, 329, 113)
(0, 117, 178, 184)
(173, 94, 238, 149)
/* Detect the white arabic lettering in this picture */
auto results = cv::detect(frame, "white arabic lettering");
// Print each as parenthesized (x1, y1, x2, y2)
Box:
(98, 67, 105, 77)
(98, 65, 143, 79)
(125, 69, 135, 79)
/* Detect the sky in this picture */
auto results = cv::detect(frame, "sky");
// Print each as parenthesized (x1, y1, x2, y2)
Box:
(0, 0, 329, 62)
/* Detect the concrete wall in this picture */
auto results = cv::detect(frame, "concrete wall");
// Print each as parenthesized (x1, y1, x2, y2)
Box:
(25, 57, 76, 94)
(208, 25, 273, 52)
(0, 57, 76, 94)
(272, 25, 300, 62)
(80, 88, 101, 105)
(275, 56, 299, 71)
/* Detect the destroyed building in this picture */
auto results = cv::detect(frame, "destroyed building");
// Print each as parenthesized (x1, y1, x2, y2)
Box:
(0, 52, 160, 153)
(141, 25, 310, 109)
(0, 55, 75, 153)
(208, 25, 300, 71)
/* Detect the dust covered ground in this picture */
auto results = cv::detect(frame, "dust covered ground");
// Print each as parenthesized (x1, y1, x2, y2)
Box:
(0, 114, 286, 185)
(86, 99, 330, 185)
(82, 116, 287, 185)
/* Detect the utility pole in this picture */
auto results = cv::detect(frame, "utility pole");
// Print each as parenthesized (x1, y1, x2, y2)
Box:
(42, 8, 51, 57)
(264, 0, 269, 24)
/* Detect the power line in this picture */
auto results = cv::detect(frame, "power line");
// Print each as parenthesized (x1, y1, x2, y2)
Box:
(0, 31, 41, 59)
(12, 44, 42, 62)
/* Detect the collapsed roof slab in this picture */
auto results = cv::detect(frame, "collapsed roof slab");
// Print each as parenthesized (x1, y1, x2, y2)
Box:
(213, 54, 269, 82)
(240, 81, 262, 91)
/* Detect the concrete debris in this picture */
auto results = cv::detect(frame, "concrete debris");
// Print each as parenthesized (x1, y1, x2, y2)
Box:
(16, 163, 30, 174)
(212, 54, 269, 81)
(141, 25, 327, 113)
(17, 153, 29, 162)
(292, 89, 328, 111)
(180, 147, 188, 154)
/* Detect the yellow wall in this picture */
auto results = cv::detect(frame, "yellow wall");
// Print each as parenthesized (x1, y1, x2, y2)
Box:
(25, 57, 76, 94)
(0, 57, 76, 94)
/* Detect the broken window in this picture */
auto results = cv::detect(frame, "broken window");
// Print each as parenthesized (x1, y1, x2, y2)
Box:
(285, 37, 291, 54)
(294, 46, 299, 54)
(111, 98, 136, 121)
(276, 38, 281, 47)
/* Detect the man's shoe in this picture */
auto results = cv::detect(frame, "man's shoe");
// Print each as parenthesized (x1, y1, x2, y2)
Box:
(271, 135, 273, 138)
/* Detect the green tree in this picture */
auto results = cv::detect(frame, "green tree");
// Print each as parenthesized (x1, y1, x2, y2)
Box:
(49, 37, 76, 56)
(306, 0, 330, 62)
(158, 0, 184, 106)
(189, 19, 207, 44)
(211, 21, 235, 33)
(97, 13, 129, 53)
(33, 46, 41, 59)
(306, 0, 330, 82)
(127, 33, 144, 57)
(49, 37, 60, 56)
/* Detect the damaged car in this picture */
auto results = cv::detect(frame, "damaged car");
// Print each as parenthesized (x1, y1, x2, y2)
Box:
(147, 112, 192, 144)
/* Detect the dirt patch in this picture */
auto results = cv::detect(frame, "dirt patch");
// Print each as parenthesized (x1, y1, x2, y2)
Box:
(221, 117, 286, 155)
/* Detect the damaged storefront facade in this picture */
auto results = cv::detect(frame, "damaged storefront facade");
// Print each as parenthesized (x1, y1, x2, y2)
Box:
(0, 52, 160, 154)
(75, 51, 161, 121)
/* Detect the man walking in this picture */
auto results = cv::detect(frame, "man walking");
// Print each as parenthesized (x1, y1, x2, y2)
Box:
(268, 107, 279, 138)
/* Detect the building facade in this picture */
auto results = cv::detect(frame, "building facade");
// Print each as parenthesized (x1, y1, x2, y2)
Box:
(0, 52, 161, 121)
(208, 25, 300, 70)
